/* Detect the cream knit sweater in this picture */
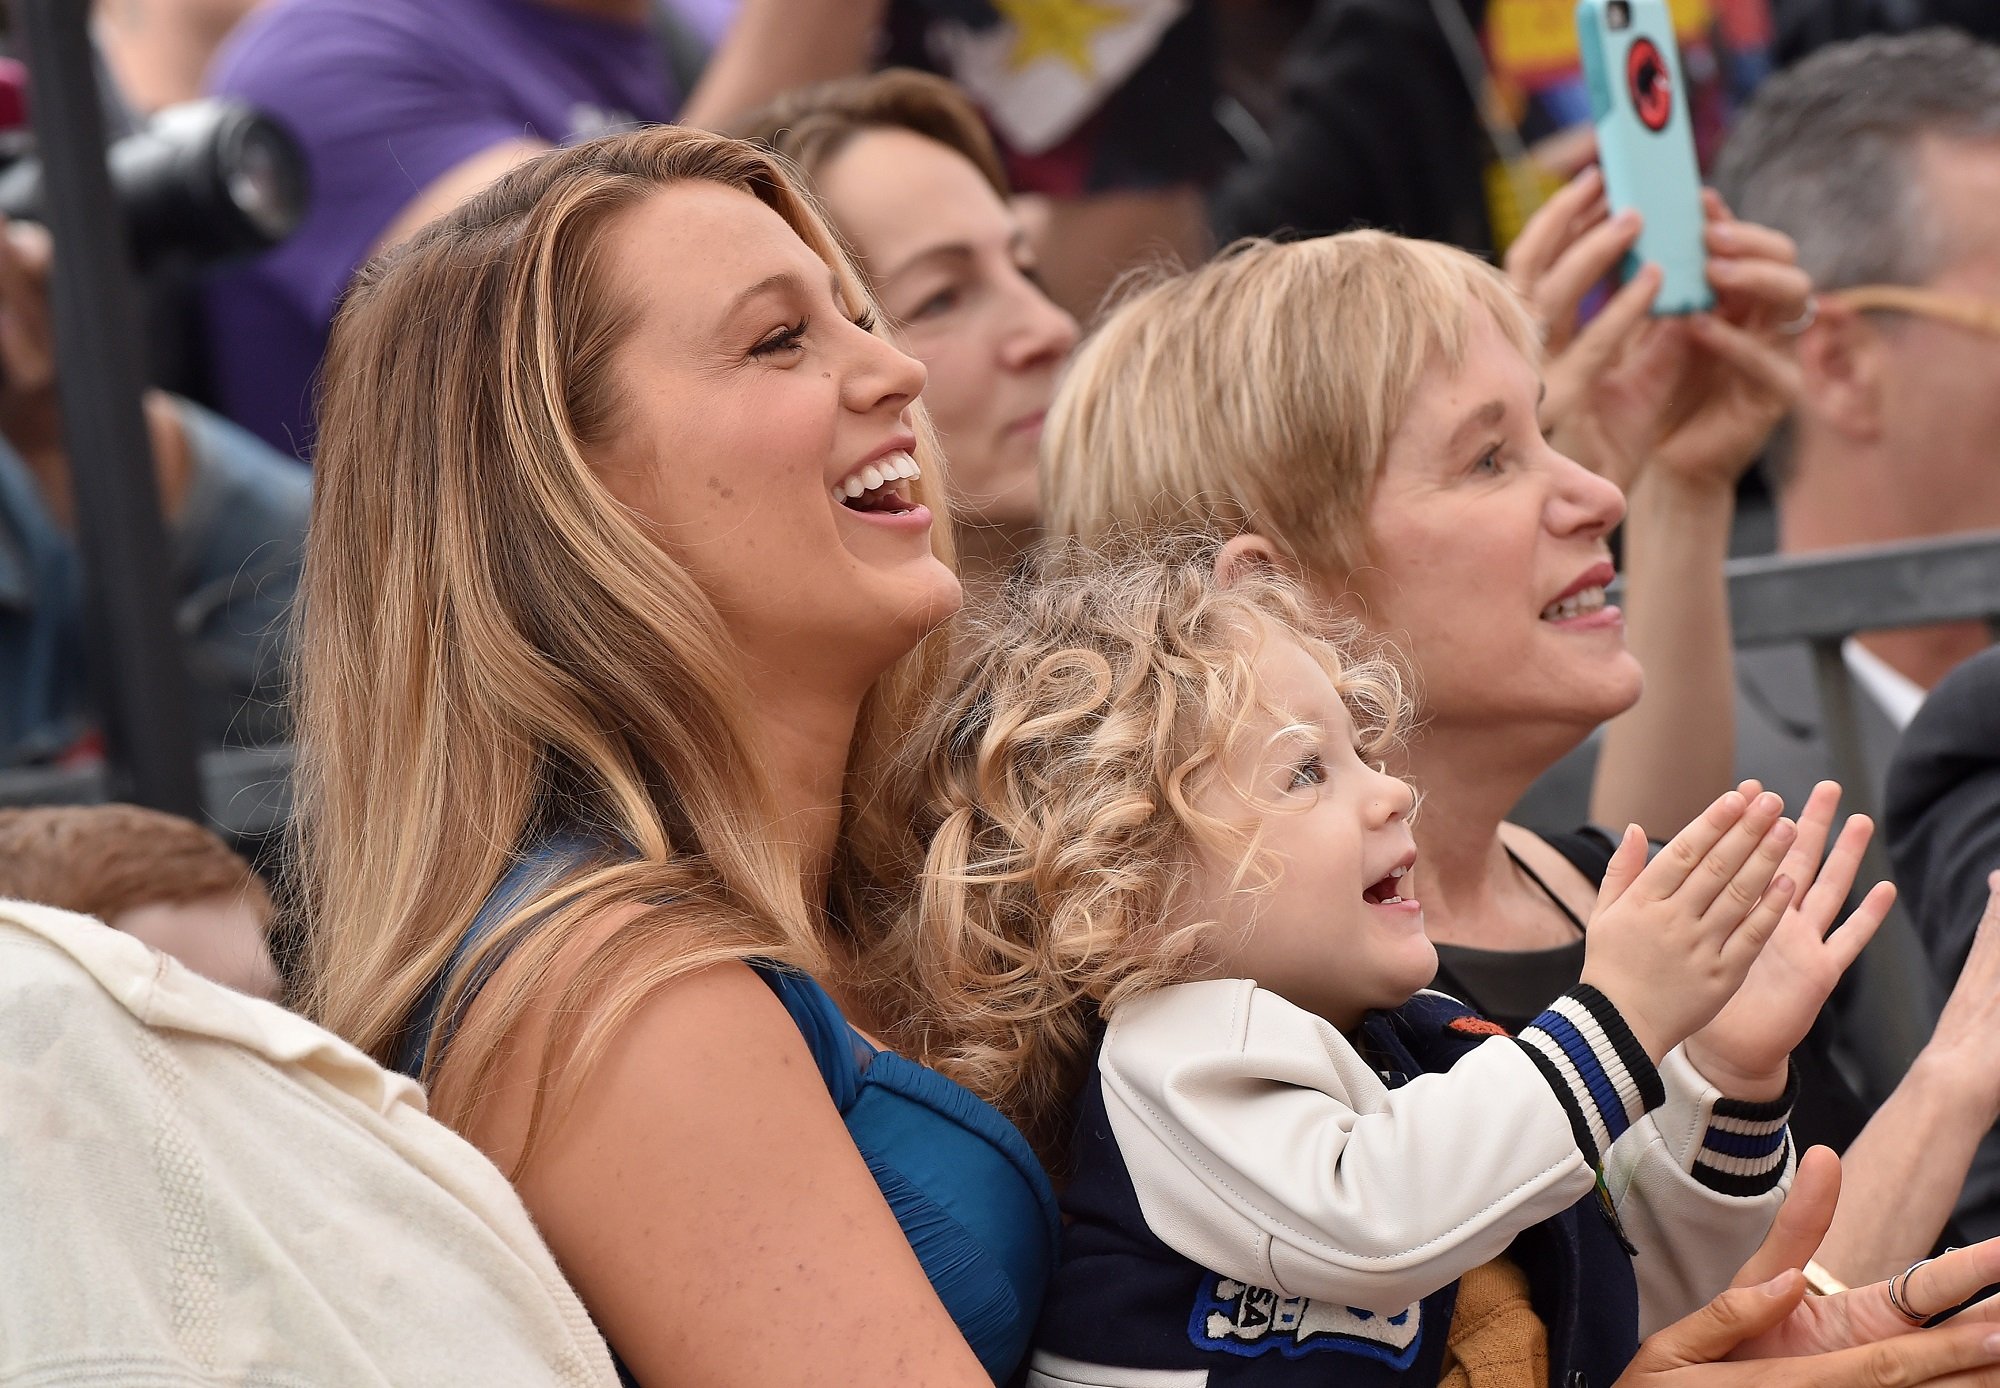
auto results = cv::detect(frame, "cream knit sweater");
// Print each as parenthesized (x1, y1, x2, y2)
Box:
(0, 898, 619, 1387)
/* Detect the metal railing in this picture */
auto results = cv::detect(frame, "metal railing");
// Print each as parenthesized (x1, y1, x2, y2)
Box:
(1727, 529, 2000, 814)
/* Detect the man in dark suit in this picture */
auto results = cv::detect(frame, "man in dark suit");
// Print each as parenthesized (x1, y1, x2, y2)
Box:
(1886, 645, 2000, 1240)
(1891, 645, 2000, 989)
(1732, 646, 1906, 820)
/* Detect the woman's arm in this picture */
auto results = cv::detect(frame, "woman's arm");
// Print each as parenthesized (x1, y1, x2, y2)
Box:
(466, 948, 992, 1387)
(1585, 211, 1805, 838)
(1813, 1049, 2000, 1286)
(1591, 212, 1804, 836)
(1810, 880, 2000, 1286)
(678, 0, 888, 131)
(1593, 469, 1739, 837)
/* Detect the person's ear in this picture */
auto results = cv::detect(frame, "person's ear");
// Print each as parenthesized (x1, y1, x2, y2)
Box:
(1214, 532, 1288, 587)
(1796, 301, 1886, 445)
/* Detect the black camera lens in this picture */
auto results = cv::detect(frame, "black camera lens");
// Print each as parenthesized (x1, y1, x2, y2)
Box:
(0, 98, 308, 270)
(226, 123, 297, 243)
(110, 100, 308, 268)
(1607, 1, 1632, 29)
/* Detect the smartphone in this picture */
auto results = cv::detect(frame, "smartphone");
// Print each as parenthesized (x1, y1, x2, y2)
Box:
(1575, 0, 1714, 315)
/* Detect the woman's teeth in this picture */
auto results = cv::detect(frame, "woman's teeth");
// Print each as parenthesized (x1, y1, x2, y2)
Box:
(833, 450, 921, 503)
(1540, 585, 1607, 621)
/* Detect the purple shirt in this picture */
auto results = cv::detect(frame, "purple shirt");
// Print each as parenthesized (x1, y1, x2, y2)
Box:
(204, 0, 677, 456)
(669, 0, 738, 46)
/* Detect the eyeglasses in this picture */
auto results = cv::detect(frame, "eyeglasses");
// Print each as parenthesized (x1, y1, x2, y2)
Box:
(1825, 284, 2000, 338)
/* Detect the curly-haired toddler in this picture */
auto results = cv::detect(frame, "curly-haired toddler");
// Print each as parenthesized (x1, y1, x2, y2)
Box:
(895, 538, 1853, 1388)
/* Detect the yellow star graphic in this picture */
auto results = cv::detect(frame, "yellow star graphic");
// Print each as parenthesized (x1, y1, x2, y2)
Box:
(996, 0, 1127, 77)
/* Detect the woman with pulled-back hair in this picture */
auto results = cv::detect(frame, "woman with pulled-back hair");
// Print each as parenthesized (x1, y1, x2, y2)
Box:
(293, 126, 1055, 1386)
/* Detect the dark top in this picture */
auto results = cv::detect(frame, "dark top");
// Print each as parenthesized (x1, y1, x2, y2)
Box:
(1431, 827, 1612, 1035)
(398, 834, 1062, 1384)
(1209, 0, 1493, 251)
(1429, 826, 1872, 1158)
(1886, 645, 2000, 1241)
(1209, 0, 1776, 256)
(1887, 645, 2000, 983)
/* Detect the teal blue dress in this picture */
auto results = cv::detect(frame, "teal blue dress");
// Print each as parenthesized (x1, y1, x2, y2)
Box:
(397, 835, 1060, 1384)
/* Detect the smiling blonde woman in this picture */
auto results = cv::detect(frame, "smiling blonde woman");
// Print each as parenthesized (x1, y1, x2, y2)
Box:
(294, 126, 1056, 1387)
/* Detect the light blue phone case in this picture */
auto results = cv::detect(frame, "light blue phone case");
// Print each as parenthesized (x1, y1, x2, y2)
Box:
(1576, 0, 1714, 314)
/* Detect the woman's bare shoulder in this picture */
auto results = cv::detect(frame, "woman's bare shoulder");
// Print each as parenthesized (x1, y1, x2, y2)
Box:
(465, 912, 993, 1384)
(444, 892, 793, 1154)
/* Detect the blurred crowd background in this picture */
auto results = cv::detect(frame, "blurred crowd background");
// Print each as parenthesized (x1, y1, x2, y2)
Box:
(9, 0, 1998, 780)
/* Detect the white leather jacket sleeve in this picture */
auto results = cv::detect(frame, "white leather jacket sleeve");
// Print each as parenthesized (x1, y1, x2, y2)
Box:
(1098, 979, 1609, 1313)
(1605, 1045, 1795, 1335)
(1097, 980, 1791, 1323)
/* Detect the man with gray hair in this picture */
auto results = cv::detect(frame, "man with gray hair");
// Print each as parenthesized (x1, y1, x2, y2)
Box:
(1713, 27, 2000, 815)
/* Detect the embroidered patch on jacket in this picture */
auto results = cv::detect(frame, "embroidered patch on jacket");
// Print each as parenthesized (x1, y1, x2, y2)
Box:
(1188, 1274, 1423, 1367)
(1447, 1015, 1511, 1038)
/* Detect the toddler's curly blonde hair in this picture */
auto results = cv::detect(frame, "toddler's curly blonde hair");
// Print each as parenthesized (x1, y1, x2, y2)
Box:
(885, 535, 1411, 1169)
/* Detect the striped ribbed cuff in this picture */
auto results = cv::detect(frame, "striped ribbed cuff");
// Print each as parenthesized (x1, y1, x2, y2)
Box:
(1514, 985, 1666, 1167)
(1694, 1064, 1796, 1197)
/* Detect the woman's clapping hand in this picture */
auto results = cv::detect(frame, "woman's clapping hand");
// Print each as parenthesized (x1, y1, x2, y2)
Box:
(1684, 782, 1898, 1100)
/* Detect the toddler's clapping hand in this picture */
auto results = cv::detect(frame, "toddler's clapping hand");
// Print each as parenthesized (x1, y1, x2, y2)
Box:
(1580, 788, 1798, 1064)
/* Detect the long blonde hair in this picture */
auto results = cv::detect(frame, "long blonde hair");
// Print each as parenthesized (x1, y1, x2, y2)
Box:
(883, 536, 1408, 1168)
(1042, 231, 1541, 570)
(294, 126, 955, 1153)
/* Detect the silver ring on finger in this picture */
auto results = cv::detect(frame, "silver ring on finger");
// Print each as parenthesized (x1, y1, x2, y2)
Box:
(1778, 294, 1819, 336)
(1886, 1254, 1941, 1325)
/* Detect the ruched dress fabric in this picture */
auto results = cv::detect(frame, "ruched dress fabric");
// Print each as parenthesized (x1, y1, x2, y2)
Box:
(399, 837, 1061, 1385)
